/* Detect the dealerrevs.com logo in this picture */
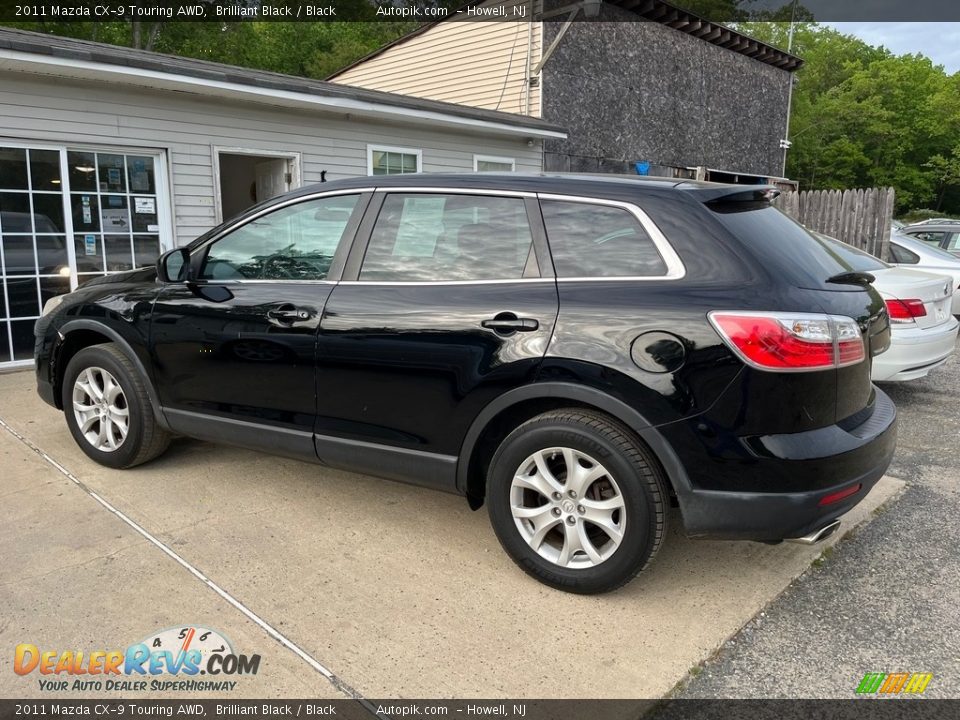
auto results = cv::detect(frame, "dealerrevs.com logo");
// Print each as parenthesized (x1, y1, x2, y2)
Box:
(14, 626, 261, 692)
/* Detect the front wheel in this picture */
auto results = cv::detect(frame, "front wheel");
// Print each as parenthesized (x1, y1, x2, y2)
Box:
(487, 409, 668, 594)
(62, 343, 170, 469)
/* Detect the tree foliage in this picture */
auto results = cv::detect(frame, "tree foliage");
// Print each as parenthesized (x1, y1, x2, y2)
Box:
(6, 10, 960, 215)
(739, 22, 960, 215)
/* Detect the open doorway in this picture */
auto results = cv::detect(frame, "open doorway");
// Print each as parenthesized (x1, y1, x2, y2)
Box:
(215, 149, 300, 223)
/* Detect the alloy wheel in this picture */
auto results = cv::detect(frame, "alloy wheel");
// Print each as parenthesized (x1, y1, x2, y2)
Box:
(510, 447, 626, 569)
(72, 366, 130, 452)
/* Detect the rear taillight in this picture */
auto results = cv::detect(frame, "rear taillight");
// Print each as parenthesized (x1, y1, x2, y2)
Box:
(885, 298, 927, 324)
(708, 312, 866, 372)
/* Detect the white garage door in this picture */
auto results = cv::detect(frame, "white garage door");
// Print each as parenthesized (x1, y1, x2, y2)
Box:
(0, 144, 170, 366)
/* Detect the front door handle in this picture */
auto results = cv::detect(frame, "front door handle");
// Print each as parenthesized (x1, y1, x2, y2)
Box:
(267, 305, 310, 323)
(482, 313, 540, 334)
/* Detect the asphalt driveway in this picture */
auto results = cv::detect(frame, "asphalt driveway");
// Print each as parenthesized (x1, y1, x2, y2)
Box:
(675, 339, 960, 698)
(0, 368, 903, 700)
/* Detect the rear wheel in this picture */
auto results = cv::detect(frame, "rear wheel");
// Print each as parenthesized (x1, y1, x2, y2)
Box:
(62, 343, 170, 469)
(486, 409, 668, 594)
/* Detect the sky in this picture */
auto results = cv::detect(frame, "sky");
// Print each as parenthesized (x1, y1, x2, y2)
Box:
(825, 22, 960, 74)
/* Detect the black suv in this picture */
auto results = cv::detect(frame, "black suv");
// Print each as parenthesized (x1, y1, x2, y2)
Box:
(35, 174, 897, 593)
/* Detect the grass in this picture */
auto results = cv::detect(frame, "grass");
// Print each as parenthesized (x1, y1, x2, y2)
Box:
(811, 545, 834, 568)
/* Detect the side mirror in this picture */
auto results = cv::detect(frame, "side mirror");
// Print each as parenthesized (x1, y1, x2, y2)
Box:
(157, 248, 191, 283)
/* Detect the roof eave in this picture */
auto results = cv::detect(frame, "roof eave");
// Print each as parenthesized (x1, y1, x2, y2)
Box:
(329, 4, 802, 79)
(0, 48, 567, 141)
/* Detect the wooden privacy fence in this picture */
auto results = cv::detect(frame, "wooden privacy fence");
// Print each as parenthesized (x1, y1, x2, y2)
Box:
(773, 187, 896, 261)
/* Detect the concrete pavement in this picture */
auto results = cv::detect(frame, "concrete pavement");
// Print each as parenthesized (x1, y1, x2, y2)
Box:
(0, 369, 903, 699)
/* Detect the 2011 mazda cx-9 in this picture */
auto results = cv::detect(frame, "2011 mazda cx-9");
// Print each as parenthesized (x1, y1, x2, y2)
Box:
(35, 174, 897, 593)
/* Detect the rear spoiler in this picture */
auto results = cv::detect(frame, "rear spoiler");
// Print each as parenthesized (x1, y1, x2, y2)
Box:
(677, 184, 781, 204)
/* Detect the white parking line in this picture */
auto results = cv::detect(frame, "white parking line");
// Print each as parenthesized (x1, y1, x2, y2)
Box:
(0, 415, 381, 714)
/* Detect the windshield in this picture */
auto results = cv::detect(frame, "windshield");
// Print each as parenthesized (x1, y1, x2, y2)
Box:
(893, 232, 960, 263)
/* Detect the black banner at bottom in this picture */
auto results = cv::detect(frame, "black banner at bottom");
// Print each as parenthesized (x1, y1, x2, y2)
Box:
(1, 700, 958, 720)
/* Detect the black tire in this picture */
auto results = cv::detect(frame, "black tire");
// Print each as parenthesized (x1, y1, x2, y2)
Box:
(487, 409, 668, 594)
(61, 343, 171, 469)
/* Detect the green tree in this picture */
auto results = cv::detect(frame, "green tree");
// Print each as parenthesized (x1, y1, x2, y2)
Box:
(924, 145, 960, 211)
(740, 21, 960, 214)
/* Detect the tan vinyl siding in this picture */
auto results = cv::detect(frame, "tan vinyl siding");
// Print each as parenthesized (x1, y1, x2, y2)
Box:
(0, 74, 543, 245)
(333, 11, 543, 117)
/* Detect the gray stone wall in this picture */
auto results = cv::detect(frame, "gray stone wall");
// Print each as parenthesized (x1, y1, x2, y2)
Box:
(541, 11, 793, 178)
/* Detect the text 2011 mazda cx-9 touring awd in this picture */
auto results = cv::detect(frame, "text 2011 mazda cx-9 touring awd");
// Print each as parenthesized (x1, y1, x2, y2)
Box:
(35, 174, 897, 593)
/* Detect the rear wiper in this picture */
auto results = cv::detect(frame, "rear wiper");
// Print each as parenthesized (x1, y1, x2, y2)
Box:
(826, 271, 875, 287)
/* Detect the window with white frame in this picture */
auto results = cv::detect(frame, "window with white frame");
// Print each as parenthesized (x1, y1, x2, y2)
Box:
(368, 146, 421, 176)
(0, 144, 168, 366)
(474, 155, 516, 172)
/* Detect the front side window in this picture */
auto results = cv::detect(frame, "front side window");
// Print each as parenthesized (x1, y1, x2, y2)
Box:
(200, 194, 359, 280)
(368, 146, 420, 176)
(946, 233, 960, 252)
(359, 193, 533, 282)
(540, 200, 668, 278)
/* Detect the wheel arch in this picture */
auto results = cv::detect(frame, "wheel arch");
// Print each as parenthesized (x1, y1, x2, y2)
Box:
(55, 320, 169, 431)
(457, 382, 694, 511)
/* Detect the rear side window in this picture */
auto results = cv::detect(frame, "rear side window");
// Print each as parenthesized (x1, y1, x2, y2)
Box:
(540, 200, 667, 278)
(359, 193, 534, 282)
(889, 242, 919, 264)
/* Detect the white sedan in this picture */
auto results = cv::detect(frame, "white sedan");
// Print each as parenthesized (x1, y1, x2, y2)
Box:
(888, 231, 960, 317)
(816, 234, 959, 382)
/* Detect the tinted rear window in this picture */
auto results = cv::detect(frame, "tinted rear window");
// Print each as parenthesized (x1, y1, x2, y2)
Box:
(812, 234, 888, 272)
(709, 203, 868, 288)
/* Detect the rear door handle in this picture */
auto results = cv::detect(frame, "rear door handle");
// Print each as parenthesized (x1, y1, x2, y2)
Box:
(482, 313, 539, 334)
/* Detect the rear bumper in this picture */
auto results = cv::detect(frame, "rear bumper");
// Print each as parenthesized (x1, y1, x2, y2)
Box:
(872, 318, 959, 382)
(670, 388, 897, 541)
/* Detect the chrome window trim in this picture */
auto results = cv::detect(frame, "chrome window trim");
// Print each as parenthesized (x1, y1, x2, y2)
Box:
(536, 192, 687, 281)
(196, 279, 338, 286)
(339, 278, 556, 287)
(375, 187, 537, 199)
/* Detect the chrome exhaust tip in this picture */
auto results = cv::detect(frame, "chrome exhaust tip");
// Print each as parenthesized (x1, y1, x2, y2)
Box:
(788, 519, 841, 545)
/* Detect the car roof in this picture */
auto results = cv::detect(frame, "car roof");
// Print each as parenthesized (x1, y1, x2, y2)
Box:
(285, 172, 778, 203)
(903, 222, 960, 231)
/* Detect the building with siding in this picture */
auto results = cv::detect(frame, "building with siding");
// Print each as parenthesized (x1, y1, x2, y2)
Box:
(331, 0, 802, 183)
(0, 28, 564, 367)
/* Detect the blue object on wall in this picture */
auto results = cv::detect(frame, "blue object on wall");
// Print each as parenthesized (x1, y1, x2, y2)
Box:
(635, 161, 651, 176)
